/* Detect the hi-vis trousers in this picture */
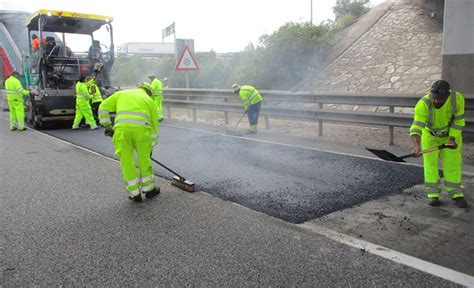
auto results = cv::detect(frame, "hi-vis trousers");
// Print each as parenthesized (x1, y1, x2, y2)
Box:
(112, 127, 155, 197)
(422, 131, 464, 199)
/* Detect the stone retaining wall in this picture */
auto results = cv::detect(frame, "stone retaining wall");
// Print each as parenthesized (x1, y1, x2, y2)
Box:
(303, 4, 443, 95)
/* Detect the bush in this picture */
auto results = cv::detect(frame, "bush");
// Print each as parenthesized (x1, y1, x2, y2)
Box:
(111, 2, 371, 90)
(333, 0, 370, 20)
(336, 14, 358, 30)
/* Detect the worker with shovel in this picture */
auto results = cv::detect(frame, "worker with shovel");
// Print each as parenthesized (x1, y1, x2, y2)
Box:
(98, 82, 160, 202)
(232, 84, 263, 134)
(409, 80, 468, 208)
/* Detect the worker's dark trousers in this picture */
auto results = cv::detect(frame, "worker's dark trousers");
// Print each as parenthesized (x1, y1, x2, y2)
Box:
(91, 102, 101, 125)
(247, 101, 262, 126)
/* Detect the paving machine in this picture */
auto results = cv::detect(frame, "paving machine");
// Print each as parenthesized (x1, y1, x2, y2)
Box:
(25, 9, 114, 128)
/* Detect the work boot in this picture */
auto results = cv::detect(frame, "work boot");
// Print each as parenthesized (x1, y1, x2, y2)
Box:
(129, 194, 142, 203)
(90, 126, 99, 130)
(453, 197, 468, 208)
(245, 129, 257, 135)
(18, 128, 26, 131)
(144, 187, 160, 199)
(428, 198, 441, 207)
(10, 127, 17, 131)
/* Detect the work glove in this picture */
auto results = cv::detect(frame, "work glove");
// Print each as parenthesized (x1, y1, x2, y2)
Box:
(104, 126, 114, 137)
(447, 137, 457, 149)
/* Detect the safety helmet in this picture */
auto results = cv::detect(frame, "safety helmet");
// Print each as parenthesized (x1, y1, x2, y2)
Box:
(430, 80, 450, 98)
(232, 83, 240, 93)
(137, 82, 153, 95)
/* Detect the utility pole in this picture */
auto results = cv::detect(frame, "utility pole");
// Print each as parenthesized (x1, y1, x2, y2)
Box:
(310, 0, 313, 24)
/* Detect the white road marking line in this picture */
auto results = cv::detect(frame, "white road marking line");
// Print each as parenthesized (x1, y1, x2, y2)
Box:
(163, 123, 420, 163)
(162, 123, 474, 177)
(299, 222, 474, 287)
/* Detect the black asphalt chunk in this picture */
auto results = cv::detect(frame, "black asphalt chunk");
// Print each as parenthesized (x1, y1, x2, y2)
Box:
(43, 126, 423, 223)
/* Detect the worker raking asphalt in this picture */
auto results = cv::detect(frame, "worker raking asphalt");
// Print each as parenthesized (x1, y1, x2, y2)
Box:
(43, 125, 424, 223)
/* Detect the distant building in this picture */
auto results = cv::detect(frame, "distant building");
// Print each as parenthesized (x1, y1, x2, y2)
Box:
(216, 52, 235, 59)
(117, 42, 175, 58)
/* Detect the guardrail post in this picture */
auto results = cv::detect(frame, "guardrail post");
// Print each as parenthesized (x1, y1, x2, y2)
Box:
(318, 102, 323, 137)
(224, 98, 229, 124)
(193, 109, 197, 122)
(187, 96, 192, 119)
(167, 106, 171, 119)
(389, 106, 394, 145)
(264, 115, 270, 129)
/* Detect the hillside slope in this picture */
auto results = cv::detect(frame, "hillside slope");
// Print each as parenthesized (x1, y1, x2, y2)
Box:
(300, 3, 442, 93)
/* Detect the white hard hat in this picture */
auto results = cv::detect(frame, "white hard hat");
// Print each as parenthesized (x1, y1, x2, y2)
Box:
(232, 84, 240, 92)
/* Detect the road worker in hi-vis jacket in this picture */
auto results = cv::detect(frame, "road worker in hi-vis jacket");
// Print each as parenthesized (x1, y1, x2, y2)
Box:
(409, 80, 468, 208)
(99, 82, 160, 202)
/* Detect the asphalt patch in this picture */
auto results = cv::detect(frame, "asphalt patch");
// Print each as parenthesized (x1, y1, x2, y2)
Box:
(42, 126, 424, 223)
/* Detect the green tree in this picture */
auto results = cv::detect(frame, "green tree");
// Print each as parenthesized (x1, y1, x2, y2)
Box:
(249, 22, 333, 89)
(333, 0, 370, 20)
(111, 56, 158, 87)
(111, 1, 371, 90)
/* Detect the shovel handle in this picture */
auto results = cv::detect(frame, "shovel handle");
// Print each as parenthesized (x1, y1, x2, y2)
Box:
(150, 156, 185, 181)
(232, 111, 247, 130)
(399, 144, 451, 160)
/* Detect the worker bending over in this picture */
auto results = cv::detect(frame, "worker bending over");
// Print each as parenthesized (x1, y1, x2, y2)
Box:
(99, 83, 160, 202)
(409, 80, 468, 208)
(72, 75, 98, 130)
(232, 84, 263, 134)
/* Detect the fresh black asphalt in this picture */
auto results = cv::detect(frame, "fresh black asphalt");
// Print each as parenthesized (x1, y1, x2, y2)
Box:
(42, 125, 424, 223)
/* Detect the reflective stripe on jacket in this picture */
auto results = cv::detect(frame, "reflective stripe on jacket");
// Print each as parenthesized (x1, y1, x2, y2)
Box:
(409, 90, 465, 139)
(76, 82, 91, 103)
(98, 88, 159, 144)
(87, 79, 103, 103)
(150, 78, 163, 97)
(239, 85, 263, 111)
(5, 76, 29, 101)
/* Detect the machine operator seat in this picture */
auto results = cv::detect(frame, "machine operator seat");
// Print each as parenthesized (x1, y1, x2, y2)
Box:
(88, 40, 103, 63)
(45, 36, 59, 57)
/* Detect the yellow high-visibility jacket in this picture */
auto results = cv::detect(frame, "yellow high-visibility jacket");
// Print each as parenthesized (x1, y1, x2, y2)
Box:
(409, 90, 465, 140)
(87, 79, 103, 103)
(99, 88, 159, 146)
(75, 82, 92, 106)
(150, 78, 163, 98)
(5, 76, 29, 101)
(239, 85, 263, 111)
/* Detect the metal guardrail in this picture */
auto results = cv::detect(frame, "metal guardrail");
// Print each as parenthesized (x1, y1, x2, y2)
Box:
(162, 88, 474, 145)
(0, 22, 24, 74)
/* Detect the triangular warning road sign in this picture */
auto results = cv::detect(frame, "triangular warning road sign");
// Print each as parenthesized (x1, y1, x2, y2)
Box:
(175, 45, 199, 71)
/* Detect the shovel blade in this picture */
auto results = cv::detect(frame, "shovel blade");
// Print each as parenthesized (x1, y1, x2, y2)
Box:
(365, 148, 406, 162)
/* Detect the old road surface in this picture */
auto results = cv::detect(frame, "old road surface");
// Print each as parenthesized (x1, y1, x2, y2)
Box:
(2, 117, 473, 286)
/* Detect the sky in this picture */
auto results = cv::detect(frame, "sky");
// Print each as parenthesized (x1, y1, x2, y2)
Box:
(1, 0, 387, 53)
